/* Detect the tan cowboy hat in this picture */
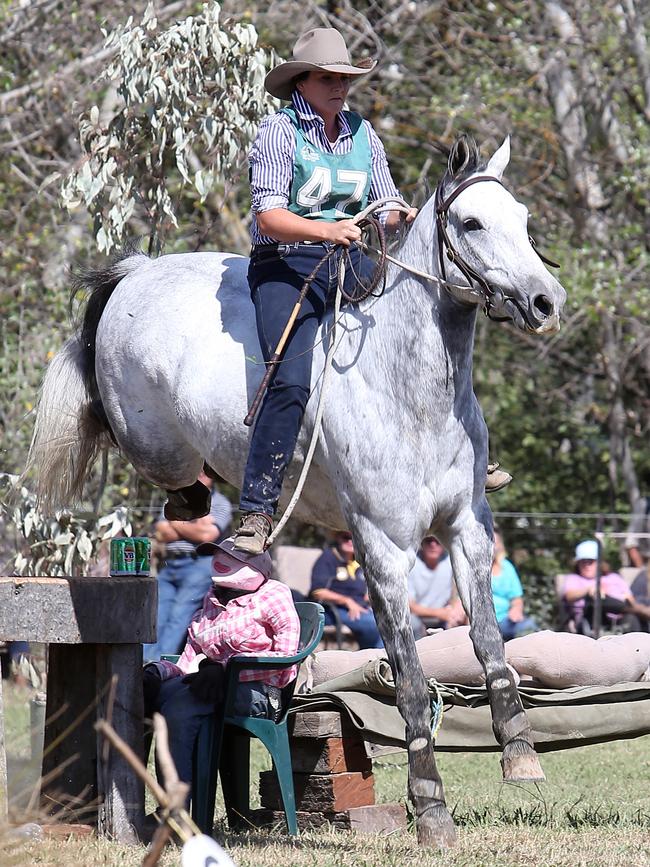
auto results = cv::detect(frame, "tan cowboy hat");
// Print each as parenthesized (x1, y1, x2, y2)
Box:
(265, 28, 376, 101)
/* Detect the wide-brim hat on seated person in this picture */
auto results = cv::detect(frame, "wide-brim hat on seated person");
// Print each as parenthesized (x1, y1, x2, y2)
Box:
(574, 539, 599, 562)
(196, 536, 273, 582)
(264, 28, 377, 101)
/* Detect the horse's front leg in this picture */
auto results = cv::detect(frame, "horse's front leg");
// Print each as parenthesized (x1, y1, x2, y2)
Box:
(356, 534, 457, 848)
(447, 507, 545, 782)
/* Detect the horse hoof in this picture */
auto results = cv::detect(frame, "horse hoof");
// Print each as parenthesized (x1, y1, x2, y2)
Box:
(416, 805, 457, 849)
(502, 751, 546, 782)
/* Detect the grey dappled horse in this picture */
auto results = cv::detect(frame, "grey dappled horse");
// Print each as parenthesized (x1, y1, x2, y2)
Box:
(29, 136, 566, 846)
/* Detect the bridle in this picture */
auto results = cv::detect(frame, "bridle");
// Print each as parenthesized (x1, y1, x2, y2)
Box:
(434, 174, 560, 318)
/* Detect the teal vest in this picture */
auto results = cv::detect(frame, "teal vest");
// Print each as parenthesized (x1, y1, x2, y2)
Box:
(282, 107, 372, 222)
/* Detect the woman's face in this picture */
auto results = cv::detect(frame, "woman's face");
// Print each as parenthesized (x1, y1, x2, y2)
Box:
(577, 558, 597, 579)
(297, 71, 352, 118)
(335, 531, 355, 559)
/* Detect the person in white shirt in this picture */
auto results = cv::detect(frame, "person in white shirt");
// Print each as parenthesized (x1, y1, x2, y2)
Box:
(408, 536, 467, 639)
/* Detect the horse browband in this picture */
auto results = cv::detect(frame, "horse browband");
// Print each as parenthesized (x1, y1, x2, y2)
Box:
(434, 174, 560, 314)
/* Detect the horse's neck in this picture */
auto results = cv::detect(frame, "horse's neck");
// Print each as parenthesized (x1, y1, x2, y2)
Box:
(357, 215, 478, 406)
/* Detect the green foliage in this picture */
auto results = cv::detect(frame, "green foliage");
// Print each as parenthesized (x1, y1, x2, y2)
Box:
(0, 473, 132, 576)
(60, 1, 276, 252)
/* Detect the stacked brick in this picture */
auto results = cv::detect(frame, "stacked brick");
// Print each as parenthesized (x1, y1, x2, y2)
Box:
(251, 710, 407, 833)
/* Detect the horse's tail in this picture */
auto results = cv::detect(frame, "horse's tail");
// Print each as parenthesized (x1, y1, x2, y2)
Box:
(26, 245, 149, 509)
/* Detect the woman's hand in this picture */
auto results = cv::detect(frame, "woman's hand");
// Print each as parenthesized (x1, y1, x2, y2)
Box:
(385, 206, 418, 232)
(346, 598, 366, 621)
(321, 219, 362, 246)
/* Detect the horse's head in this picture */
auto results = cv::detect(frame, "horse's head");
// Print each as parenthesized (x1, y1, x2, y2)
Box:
(434, 135, 566, 334)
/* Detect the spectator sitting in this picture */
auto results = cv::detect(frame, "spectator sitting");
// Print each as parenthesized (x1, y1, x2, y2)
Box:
(628, 570, 650, 632)
(143, 537, 300, 793)
(492, 531, 537, 641)
(309, 531, 383, 649)
(408, 536, 467, 639)
(144, 470, 232, 661)
(625, 468, 650, 574)
(561, 539, 636, 635)
(623, 474, 650, 631)
(0, 642, 31, 687)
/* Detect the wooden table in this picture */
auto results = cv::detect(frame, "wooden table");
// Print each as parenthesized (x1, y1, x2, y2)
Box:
(0, 575, 156, 842)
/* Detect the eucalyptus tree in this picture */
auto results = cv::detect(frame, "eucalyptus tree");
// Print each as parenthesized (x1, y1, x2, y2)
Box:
(60, 2, 276, 254)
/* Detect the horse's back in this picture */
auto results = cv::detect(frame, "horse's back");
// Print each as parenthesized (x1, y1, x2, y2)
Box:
(95, 250, 262, 474)
(98, 249, 255, 370)
(106, 249, 250, 317)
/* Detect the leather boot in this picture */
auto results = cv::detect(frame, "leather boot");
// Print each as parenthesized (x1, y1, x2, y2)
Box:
(163, 480, 211, 521)
(485, 461, 512, 494)
(233, 512, 273, 554)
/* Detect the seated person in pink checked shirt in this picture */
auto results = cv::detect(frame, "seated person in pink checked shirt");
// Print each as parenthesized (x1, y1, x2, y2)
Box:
(143, 537, 300, 789)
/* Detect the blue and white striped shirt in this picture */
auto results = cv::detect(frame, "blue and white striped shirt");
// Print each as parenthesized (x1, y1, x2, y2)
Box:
(249, 91, 401, 246)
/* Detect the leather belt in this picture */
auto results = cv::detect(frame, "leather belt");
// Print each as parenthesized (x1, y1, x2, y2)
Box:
(165, 551, 198, 561)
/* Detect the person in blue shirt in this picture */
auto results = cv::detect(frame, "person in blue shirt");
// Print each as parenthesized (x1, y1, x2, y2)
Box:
(309, 530, 383, 649)
(491, 531, 537, 641)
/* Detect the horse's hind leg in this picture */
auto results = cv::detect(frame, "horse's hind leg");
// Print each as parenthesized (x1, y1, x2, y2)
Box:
(447, 507, 545, 783)
(127, 428, 210, 520)
(111, 407, 205, 494)
(356, 531, 457, 848)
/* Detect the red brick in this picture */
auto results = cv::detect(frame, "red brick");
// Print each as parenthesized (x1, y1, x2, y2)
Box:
(291, 737, 372, 775)
(260, 770, 375, 812)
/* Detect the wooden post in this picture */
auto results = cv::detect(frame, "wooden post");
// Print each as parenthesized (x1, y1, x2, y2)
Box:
(0, 575, 156, 841)
(96, 644, 144, 843)
(42, 644, 100, 818)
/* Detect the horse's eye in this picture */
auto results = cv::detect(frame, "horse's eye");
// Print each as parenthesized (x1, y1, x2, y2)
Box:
(463, 218, 483, 231)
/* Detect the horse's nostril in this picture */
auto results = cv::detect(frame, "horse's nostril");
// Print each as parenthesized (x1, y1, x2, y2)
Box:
(533, 294, 553, 318)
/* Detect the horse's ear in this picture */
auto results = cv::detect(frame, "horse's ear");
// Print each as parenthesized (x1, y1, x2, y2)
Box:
(447, 136, 472, 178)
(486, 136, 510, 180)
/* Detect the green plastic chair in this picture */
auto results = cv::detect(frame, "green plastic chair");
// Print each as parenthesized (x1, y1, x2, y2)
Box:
(190, 601, 324, 836)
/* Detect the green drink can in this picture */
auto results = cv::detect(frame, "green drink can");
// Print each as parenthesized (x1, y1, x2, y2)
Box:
(110, 538, 136, 576)
(133, 537, 151, 576)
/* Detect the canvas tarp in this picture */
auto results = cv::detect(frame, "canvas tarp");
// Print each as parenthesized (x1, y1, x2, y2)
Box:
(290, 657, 650, 756)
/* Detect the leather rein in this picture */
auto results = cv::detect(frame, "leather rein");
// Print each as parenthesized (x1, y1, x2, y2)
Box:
(434, 174, 560, 318)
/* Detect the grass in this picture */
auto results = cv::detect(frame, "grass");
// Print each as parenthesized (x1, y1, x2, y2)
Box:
(2, 681, 650, 866)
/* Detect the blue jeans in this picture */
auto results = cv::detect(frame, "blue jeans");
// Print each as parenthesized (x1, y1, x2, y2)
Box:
(144, 555, 215, 661)
(153, 676, 272, 785)
(240, 242, 375, 515)
(325, 604, 384, 649)
(498, 615, 538, 642)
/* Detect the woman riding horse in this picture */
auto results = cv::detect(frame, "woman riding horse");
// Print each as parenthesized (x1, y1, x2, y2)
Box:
(164, 27, 510, 554)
